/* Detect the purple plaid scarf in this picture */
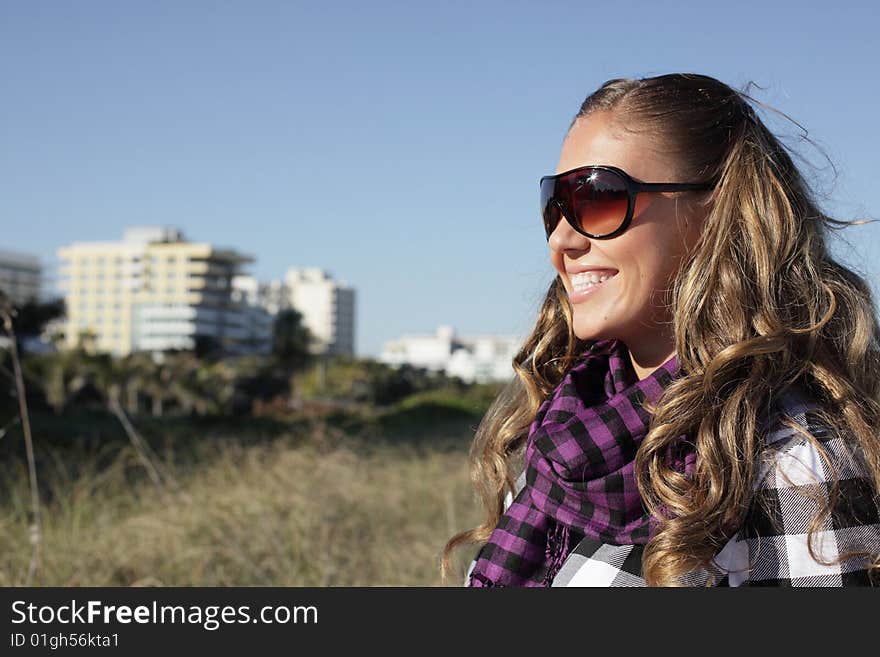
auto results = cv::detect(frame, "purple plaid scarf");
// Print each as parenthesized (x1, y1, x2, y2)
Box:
(467, 338, 693, 587)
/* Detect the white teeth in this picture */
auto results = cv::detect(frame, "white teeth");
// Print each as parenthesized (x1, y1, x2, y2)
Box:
(571, 271, 616, 289)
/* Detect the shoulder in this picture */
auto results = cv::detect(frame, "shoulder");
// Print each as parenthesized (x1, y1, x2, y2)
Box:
(752, 384, 875, 516)
(724, 388, 880, 586)
(553, 385, 880, 587)
(503, 469, 527, 511)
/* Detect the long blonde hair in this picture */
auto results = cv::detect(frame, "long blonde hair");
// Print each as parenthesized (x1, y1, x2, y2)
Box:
(441, 73, 880, 586)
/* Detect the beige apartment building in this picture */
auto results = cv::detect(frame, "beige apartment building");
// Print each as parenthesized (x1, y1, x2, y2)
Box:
(57, 227, 269, 356)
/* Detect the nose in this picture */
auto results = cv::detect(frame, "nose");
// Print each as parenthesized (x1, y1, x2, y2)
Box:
(548, 210, 591, 253)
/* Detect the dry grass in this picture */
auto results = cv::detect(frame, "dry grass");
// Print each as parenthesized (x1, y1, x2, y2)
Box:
(0, 421, 483, 586)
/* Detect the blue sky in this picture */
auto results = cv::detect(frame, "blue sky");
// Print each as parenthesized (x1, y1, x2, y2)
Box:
(2, 1, 878, 357)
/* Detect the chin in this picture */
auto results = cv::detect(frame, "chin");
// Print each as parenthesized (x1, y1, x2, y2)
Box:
(571, 323, 612, 343)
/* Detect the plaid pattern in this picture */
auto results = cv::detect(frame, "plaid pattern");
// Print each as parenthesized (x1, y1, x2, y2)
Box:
(464, 383, 880, 586)
(466, 339, 688, 587)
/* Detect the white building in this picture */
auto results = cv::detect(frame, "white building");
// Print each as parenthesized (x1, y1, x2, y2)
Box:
(228, 270, 357, 358)
(130, 302, 272, 356)
(232, 275, 291, 317)
(0, 249, 42, 307)
(379, 325, 521, 384)
(446, 333, 522, 384)
(259, 280, 291, 316)
(284, 267, 355, 357)
(229, 274, 275, 356)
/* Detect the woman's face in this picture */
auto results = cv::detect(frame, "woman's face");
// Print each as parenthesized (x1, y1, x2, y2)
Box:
(548, 110, 708, 362)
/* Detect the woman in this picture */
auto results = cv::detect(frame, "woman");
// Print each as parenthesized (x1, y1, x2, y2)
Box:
(440, 73, 880, 587)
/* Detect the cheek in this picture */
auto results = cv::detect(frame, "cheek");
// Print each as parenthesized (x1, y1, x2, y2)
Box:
(632, 194, 654, 219)
(549, 252, 566, 282)
(613, 240, 673, 302)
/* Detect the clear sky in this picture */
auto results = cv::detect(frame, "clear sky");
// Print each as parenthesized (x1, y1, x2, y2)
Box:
(2, 1, 878, 357)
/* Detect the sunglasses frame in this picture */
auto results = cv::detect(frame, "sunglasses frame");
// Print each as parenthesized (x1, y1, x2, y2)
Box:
(541, 164, 715, 241)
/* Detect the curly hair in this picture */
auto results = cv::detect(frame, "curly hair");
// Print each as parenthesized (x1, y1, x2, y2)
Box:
(440, 72, 880, 586)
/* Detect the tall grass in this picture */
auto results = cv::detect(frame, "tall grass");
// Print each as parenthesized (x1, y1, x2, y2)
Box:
(0, 402, 485, 586)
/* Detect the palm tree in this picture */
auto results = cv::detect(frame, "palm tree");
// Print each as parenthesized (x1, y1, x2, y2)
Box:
(79, 349, 177, 504)
(23, 346, 98, 414)
(120, 352, 157, 415)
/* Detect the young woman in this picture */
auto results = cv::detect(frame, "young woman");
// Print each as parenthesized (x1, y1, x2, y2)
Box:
(441, 73, 880, 587)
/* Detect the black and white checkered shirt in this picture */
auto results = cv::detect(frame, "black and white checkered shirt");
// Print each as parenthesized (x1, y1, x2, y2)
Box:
(465, 388, 880, 586)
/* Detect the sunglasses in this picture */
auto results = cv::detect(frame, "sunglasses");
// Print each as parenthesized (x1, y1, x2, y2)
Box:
(540, 165, 715, 240)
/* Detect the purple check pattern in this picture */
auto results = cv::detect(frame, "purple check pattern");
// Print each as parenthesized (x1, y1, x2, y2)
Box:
(467, 338, 690, 587)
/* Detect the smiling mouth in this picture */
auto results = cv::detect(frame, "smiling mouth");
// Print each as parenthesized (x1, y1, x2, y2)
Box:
(569, 270, 617, 291)
(565, 270, 618, 303)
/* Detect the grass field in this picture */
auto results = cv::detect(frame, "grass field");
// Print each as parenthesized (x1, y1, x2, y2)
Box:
(0, 393, 488, 586)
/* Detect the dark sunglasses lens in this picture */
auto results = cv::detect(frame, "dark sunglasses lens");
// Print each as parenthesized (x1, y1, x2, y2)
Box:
(540, 178, 560, 238)
(570, 170, 629, 236)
